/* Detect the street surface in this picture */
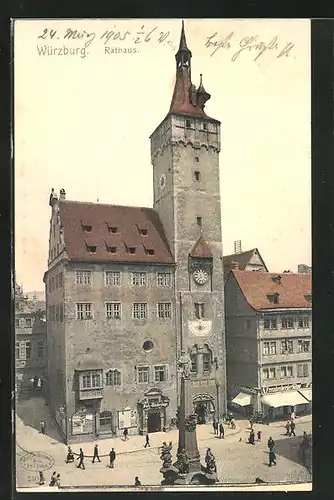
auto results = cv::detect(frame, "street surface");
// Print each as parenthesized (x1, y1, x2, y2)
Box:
(16, 397, 312, 489)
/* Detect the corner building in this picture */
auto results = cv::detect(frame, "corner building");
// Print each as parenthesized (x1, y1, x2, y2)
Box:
(44, 23, 226, 443)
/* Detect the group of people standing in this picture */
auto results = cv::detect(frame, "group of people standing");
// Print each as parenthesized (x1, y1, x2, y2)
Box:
(212, 418, 230, 438)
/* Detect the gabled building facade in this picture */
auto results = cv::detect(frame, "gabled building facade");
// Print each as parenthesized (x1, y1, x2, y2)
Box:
(223, 248, 268, 279)
(44, 22, 227, 443)
(15, 283, 46, 398)
(225, 270, 312, 420)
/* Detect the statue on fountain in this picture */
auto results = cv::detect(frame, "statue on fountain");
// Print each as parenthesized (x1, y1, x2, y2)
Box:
(205, 448, 217, 474)
(174, 448, 190, 474)
(160, 442, 173, 469)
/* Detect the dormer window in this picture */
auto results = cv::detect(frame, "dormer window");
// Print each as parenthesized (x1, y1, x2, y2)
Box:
(137, 227, 148, 236)
(128, 247, 136, 254)
(272, 275, 282, 284)
(267, 293, 280, 304)
(108, 226, 118, 233)
(144, 247, 155, 255)
(86, 245, 97, 254)
(82, 225, 92, 233)
(304, 294, 312, 302)
(107, 246, 117, 254)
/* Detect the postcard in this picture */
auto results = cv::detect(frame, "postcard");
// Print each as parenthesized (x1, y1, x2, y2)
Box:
(13, 18, 311, 492)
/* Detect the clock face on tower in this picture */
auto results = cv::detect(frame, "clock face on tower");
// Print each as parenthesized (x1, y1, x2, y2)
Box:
(193, 269, 209, 285)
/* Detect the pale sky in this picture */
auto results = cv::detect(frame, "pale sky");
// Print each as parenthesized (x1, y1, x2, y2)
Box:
(14, 19, 311, 292)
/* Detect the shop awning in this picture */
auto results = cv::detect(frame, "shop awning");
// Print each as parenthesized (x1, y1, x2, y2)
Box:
(262, 391, 307, 408)
(231, 392, 252, 407)
(298, 389, 312, 402)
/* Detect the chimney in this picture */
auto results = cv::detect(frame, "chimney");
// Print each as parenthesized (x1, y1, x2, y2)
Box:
(234, 240, 242, 254)
(59, 188, 66, 200)
(231, 261, 239, 270)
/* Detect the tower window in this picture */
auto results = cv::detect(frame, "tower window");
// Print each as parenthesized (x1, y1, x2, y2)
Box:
(195, 156, 199, 162)
(196, 216, 202, 227)
(202, 123, 208, 131)
(186, 119, 191, 129)
(194, 171, 201, 181)
(194, 303, 205, 319)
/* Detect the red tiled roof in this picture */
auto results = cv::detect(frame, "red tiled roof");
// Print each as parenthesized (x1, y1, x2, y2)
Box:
(232, 270, 312, 310)
(189, 236, 213, 258)
(169, 68, 207, 118)
(59, 201, 174, 264)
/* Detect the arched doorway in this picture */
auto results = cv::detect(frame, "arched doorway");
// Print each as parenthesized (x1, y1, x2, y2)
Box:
(193, 394, 215, 424)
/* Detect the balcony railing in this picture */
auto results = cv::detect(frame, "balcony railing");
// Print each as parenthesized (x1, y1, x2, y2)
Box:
(78, 388, 103, 400)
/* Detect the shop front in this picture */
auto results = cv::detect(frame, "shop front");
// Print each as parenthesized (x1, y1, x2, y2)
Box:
(261, 384, 310, 420)
(138, 388, 169, 434)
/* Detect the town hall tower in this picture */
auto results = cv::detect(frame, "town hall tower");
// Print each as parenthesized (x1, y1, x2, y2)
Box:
(150, 22, 227, 418)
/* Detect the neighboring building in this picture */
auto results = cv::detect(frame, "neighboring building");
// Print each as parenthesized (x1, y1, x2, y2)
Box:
(298, 264, 312, 274)
(223, 247, 268, 278)
(225, 270, 312, 420)
(15, 283, 46, 398)
(44, 23, 226, 443)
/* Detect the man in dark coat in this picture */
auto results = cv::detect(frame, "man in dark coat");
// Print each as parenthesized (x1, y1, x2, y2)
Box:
(109, 448, 116, 468)
(213, 419, 218, 435)
(144, 433, 150, 448)
(290, 420, 296, 437)
(77, 448, 85, 469)
(248, 429, 255, 444)
(219, 422, 225, 439)
(123, 428, 129, 441)
(267, 437, 275, 451)
(135, 476, 141, 486)
(92, 444, 101, 463)
(269, 449, 277, 466)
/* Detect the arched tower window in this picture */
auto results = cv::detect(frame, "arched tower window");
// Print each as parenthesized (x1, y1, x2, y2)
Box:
(203, 344, 213, 374)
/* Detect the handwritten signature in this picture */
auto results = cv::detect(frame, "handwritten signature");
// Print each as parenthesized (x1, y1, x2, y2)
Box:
(205, 32, 294, 61)
(37, 26, 174, 49)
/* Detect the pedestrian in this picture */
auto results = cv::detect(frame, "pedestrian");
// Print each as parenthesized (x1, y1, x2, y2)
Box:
(230, 417, 236, 429)
(77, 448, 85, 469)
(219, 422, 224, 439)
(144, 433, 150, 448)
(285, 419, 291, 436)
(135, 476, 141, 486)
(290, 420, 296, 437)
(49, 471, 57, 486)
(38, 471, 45, 485)
(212, 418, 216, 434)
(268, 449, 276, 466)
(290, 409, 295, 422)
(40, 420, 46, 435)
(55, 474, 60, 487)
(257, 430, 262, 442)
(267, 437, 275, 451)
(249, 417, 254, 430)
(123, 427, 129, 441)
(109, 448, 116, 468)
(92, 444, 101, 463)
(248, 429, 255, 444)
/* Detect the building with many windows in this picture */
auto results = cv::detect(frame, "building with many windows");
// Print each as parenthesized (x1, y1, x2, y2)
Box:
(225, 270, 312, 420)
(15, 283, 46, 398)
(44, 23, 226, 443)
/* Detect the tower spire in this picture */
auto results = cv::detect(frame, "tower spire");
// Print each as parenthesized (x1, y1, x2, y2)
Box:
(169, 21, 211, 118)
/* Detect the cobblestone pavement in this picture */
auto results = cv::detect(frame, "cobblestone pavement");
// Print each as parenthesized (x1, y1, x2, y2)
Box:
(16, 397, 312, 489)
